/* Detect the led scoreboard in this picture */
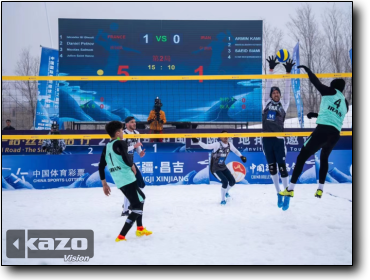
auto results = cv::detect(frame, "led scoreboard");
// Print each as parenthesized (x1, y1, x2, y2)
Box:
(58, 19, 263, 123)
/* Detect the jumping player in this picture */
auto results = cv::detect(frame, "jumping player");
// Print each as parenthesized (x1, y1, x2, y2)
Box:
(279, 65, 349, 210)
(121, 116, 146, 216)
(193, 131, 247, 205)
(263, 56, 294, 208)
(99, 121, 152, 242)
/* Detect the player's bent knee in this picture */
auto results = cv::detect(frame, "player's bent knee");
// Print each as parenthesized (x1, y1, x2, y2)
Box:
(278, 163, 288, 177)
(268, 163, 277, 175)
(221, 181, 228, 189)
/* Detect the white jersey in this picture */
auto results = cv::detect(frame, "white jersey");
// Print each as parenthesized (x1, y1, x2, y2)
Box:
(198, 140, 242, 157)
(123, 129, 142, 156)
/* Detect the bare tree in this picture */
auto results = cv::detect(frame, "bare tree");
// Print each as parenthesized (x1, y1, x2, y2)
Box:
(287, 4, 326, 112)
(262, 20, 284, 74)
(342, 10, 353, 104)
(12, 48, 40, 129)
(322, 4, 345, 73)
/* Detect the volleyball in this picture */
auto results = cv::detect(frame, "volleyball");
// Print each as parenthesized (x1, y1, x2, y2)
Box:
(227, 161, 247, 183)
(276, 49, 290, 62)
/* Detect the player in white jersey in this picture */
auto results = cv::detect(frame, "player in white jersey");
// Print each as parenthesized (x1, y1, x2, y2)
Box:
(122, 116, 146, 216)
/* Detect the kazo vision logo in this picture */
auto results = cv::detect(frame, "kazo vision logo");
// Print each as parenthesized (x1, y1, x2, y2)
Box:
(6, 230, 94, 262)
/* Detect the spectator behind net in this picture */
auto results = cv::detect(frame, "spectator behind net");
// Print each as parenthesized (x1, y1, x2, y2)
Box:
(41, 121, 66, 155)
(147, 97, 167, 142)
(3, 119, 15, 130)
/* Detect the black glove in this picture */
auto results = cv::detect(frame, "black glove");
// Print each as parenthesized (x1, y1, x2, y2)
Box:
(307, 112, 318, 119)
(297, 65, 310, 73)
(148, 119, 155, 124)
(266, 55, 279, 70)
(192, 138, 199, 143)
(159, 120, 164, 124)
(240, 156, 247, 163)
(283, 59, 295, 73)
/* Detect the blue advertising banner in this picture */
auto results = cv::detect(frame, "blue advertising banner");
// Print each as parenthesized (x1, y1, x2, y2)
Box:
(315, 150, 352, 184)
(209, 152, 316, 185)
(349, 49, 352, 66)
(2, 150, 351, 190)
(35, 47, 59, 130)
(133, 152, 209, 186)
(291, 42, 304, 128)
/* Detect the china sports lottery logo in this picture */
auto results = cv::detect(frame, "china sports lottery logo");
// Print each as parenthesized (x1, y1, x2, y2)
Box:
(227, 162, 247, 183)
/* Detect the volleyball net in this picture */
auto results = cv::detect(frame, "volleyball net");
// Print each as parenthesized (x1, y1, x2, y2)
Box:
(2, 73, 352, 139)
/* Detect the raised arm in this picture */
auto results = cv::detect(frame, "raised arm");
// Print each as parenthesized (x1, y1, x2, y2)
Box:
(280, 59, 295, 112)
(264, 56, 280, 108)
(298, 65, 336, 96)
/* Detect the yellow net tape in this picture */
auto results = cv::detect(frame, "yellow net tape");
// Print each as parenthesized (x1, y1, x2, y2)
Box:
(1, 131, 352, 140)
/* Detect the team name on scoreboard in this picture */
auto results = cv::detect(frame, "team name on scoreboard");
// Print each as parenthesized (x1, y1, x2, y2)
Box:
(235, 37, 261, 41)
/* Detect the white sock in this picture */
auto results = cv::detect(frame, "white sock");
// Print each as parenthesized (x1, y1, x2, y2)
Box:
(281, 176, 289, 190)
(318, 183, 324, 191)
(123, 196, 130, 212)
(226, 184, 232, 193)
(221, 187, 227, 201)
(288, 183, 296, 191)
(271, 174, 281, 193)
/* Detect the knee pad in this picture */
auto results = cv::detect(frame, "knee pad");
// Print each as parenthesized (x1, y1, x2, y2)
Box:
(268, 163, 277, 175)
(278, 163, 289, 178)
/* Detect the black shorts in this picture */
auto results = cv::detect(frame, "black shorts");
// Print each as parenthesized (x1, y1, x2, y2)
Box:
(134, 163, 146, 189)
(119, 181, 145, 210)
(262, 137, 286, 164)
(303, 124, 340, 155)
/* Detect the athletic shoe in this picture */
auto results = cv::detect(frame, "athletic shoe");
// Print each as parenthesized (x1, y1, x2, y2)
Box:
(225, 192, 231, 198)
(277, 193, 284, 208)
(220, 200, 227, 205)
(136, 228, 152, 237)
(115, 235, 127, 242)
(279, 187, 294, 197)
(315, 189, 323, 198)
(282, 196, 291, 211)
(121, 210, 129, 216)
(279, 188, 294, 211)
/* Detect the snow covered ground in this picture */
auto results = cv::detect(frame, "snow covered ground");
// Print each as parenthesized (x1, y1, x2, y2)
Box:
(2, 184, 352, 265)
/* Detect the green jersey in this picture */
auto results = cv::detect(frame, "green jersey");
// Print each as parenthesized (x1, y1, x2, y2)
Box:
(316, 89, 347, 132)
(105, 139, 136, 188)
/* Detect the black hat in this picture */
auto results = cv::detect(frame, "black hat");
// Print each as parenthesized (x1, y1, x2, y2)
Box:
(330, 79, 345, 92)
(270, 87, 281, 98)
(125, 116, 135, 123)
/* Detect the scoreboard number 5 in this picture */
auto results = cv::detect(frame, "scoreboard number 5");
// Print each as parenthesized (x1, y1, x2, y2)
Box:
(117, 65, 129, 82)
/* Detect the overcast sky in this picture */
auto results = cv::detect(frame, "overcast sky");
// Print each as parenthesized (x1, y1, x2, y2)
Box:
(2, 1, 352, 75)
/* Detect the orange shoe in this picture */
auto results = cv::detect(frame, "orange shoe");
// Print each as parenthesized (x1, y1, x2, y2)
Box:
(136, 227, 152, 237)
(115, 234, 127, 242)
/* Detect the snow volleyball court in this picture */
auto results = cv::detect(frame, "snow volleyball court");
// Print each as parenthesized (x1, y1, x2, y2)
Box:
(2, 184, 352, 265)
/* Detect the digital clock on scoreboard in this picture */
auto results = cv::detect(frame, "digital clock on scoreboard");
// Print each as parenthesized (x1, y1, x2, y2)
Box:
(58, 19, 263, 123)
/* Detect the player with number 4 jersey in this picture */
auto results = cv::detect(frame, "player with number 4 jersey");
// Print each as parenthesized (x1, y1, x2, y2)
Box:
(279, 65, 349, 210)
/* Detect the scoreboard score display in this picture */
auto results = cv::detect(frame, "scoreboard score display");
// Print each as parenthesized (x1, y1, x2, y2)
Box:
(58, 19, 263, 123)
